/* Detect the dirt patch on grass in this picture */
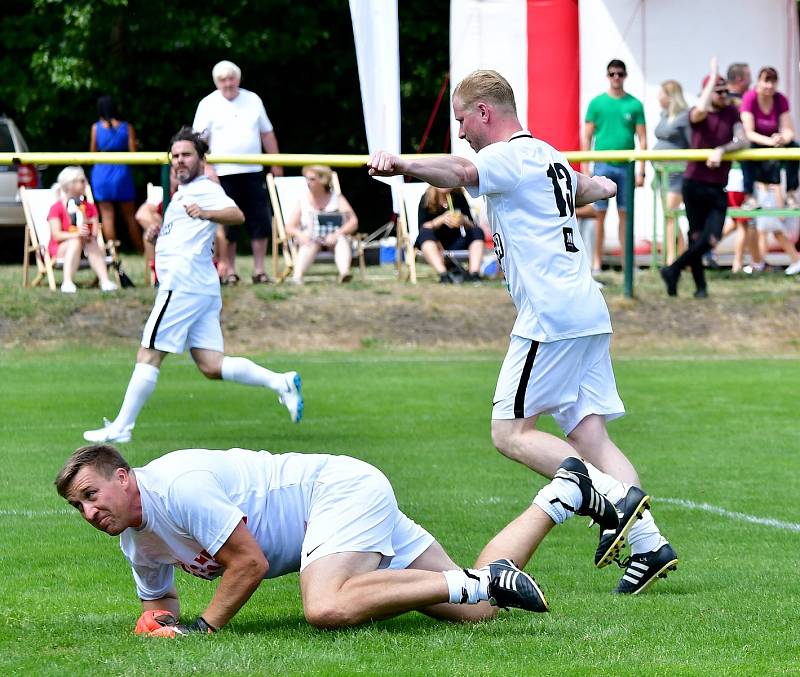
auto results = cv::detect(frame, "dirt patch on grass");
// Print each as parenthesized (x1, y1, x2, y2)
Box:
(2, 268, 799, 356)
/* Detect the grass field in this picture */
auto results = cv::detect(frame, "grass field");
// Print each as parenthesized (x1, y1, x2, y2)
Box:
(1, 345, 799, 675)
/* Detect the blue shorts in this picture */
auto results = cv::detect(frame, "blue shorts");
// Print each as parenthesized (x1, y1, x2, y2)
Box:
(592, 162, 631, 212)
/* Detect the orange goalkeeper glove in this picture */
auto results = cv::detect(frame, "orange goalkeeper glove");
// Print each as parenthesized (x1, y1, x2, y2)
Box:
(135, 611, 216, 638)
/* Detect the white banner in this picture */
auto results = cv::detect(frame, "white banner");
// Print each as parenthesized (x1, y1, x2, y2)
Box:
(349, 0, 402, 211)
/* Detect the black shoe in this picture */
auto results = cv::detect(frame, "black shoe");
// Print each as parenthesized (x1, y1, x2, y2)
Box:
(439, 272, 454, 284)
(703, 252, 720, 270)
(554, 457, 619, 531)
(693, 288, 708, 299)
(465, 272, 482, 282)
(660, 266, 678, 297)
(595, 485, 651, 569)
(486, 558, 549, 612)
(613, 542, 678, 594)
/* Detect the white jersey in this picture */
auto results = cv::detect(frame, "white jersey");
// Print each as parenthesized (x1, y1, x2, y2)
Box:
(155, 176, 236, 296)
(192, 88, 273, 176)
(467, 131, 612, 342)
(120, 448, 334, 600)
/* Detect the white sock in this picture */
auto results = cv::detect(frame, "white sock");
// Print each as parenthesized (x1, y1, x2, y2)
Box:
(442, 568, 488, 604)
(221, 356, 285, 392)
(583, 462, 627, 505)
(532, 475, 584, 525)
(628, 511, 663, 555)
(582, 463, 663, 554)
(112, 363, 159, 431)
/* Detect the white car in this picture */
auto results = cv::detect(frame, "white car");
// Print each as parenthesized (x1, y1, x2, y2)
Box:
(0, 116, 40, 226)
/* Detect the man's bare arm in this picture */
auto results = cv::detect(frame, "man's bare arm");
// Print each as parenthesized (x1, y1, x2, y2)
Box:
(199, 520, 269, 630)
(368, 151, 478, 189)
(575, 172, 617, 207)
(184, 203, 245, 226)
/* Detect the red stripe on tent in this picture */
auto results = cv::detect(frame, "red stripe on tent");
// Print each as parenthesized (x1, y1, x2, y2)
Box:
(526, 0, 580, 152)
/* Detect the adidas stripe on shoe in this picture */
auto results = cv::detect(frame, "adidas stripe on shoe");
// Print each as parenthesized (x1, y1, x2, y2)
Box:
(595, 485, 651, 569)
(613, 542, 678, 594)
(486, 558, 549, 613)
(554, 457, 619, 531)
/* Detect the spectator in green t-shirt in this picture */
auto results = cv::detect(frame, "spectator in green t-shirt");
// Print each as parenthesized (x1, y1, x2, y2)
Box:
(582, 59, 647, 274)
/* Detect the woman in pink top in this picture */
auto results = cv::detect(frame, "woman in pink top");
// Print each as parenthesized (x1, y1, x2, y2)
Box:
(740, 67, 797, 208)
(47, 166, 118, 293)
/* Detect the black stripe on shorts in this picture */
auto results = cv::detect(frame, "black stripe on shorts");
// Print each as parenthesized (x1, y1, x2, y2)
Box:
(513, 340, 539, 418)
(147, 290, 172, 350)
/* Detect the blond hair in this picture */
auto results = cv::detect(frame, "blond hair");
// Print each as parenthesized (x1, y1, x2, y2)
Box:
(302, 164, 333, 192)
(52, 166, 86, 201)
(453, 70, 517, 112)
(661, 80, 688, 120)
(212, 60, 241, 83)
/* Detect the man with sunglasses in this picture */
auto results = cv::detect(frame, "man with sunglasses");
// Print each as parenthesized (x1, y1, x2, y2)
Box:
(582, 59, 647, 275)
(660, 57, 749, 298)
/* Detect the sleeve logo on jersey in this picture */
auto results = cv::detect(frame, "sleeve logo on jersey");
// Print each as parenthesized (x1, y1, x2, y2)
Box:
(492, 233, 505, 266)
(562, 227, 579, 253)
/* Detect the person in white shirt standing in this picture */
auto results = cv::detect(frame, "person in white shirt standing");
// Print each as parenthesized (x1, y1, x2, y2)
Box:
(56, 443, 632, 633)
(83, 127, 303, 445)
(193, 60, 282, 285)
(368, 70, 677, 595)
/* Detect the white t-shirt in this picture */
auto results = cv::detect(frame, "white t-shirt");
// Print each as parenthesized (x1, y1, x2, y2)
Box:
(192, 88, 273, 176)
(154, 176, 236, 296)
(120, 448, 333, 600)
(467, 131, 612, 341)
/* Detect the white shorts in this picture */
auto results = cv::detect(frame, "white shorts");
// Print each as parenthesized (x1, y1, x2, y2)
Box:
(141, 289, 224, 354)
(492, 333, 625, 435)
(300, 456, 435, 572)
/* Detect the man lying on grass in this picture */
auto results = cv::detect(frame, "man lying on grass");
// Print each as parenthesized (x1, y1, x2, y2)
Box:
(55, 444, 642, 635)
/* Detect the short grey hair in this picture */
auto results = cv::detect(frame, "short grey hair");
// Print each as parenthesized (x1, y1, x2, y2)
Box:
(212, 60, 241, 83)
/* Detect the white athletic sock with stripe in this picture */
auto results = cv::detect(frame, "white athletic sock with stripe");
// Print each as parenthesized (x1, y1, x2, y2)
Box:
(583, 462, 662, 555)
(533, 475, 584, 525)
(221, 356, 285, 392)
(443, 568, 489, 604)
(112, 363, 159, 431)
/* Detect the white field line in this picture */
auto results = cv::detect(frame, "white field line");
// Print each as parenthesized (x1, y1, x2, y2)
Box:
(657, 497, 800, 532)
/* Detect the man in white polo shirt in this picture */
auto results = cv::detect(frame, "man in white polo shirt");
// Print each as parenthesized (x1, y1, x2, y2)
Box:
(83, 127, 303, 445)
(368, 69, 677, 595)
(193, 60, 282, 285)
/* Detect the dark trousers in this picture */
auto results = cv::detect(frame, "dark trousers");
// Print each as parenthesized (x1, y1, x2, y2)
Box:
(669, 178, 728, 291)
(741, 140, 799, 194)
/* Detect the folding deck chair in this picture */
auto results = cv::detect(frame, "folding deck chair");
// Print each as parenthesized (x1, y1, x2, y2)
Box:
(21, 186, 121, 290)
(266, 172, 366, 283)
(396, 182, 484, 283)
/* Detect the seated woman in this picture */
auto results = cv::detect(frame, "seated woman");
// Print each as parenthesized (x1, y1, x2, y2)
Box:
(285, 165, 359, 284)
(47, 166, 118, 293)
(417, 186, 484, 283)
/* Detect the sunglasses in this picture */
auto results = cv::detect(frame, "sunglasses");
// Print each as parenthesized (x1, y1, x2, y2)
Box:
(608, 71, 627, 78)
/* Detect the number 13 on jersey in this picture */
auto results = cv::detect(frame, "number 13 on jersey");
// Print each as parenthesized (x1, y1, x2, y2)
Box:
(546, 163, 574, 217)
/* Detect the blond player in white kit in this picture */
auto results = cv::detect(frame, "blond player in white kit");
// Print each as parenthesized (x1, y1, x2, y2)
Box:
(84, 127, 302, 445)
(368, 70, 677, 595)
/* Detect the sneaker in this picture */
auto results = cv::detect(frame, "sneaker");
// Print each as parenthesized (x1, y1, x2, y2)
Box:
(693, 288, 708, 299)
(785, 259, 800, 276)
(486, 558, 549, 612)
(439, 272, 454, 284)
(278, 372, 303, 423)
(594, 485, 651, 569)
(703, 252, 720, 270)
(100, 280, 118, 292)
(60, 280, 77, 294)
(659, 266, 678, 297)
(613, 541, 678, 594)
(83, 418, 132, 443)
(554, 457, 619, 531)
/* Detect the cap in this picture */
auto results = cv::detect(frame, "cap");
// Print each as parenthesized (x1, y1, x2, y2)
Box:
(702, 75, 727, 90)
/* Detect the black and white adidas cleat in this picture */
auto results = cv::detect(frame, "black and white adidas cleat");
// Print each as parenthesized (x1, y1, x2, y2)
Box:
(595, 485, 651, 569)
(554, 457, 619, 531)
(613, 542, 678, 594)
(486, 558, 549, 613)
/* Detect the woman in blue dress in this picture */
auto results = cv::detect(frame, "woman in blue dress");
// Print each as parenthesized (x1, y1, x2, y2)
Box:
(90, 95, 143, 251)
